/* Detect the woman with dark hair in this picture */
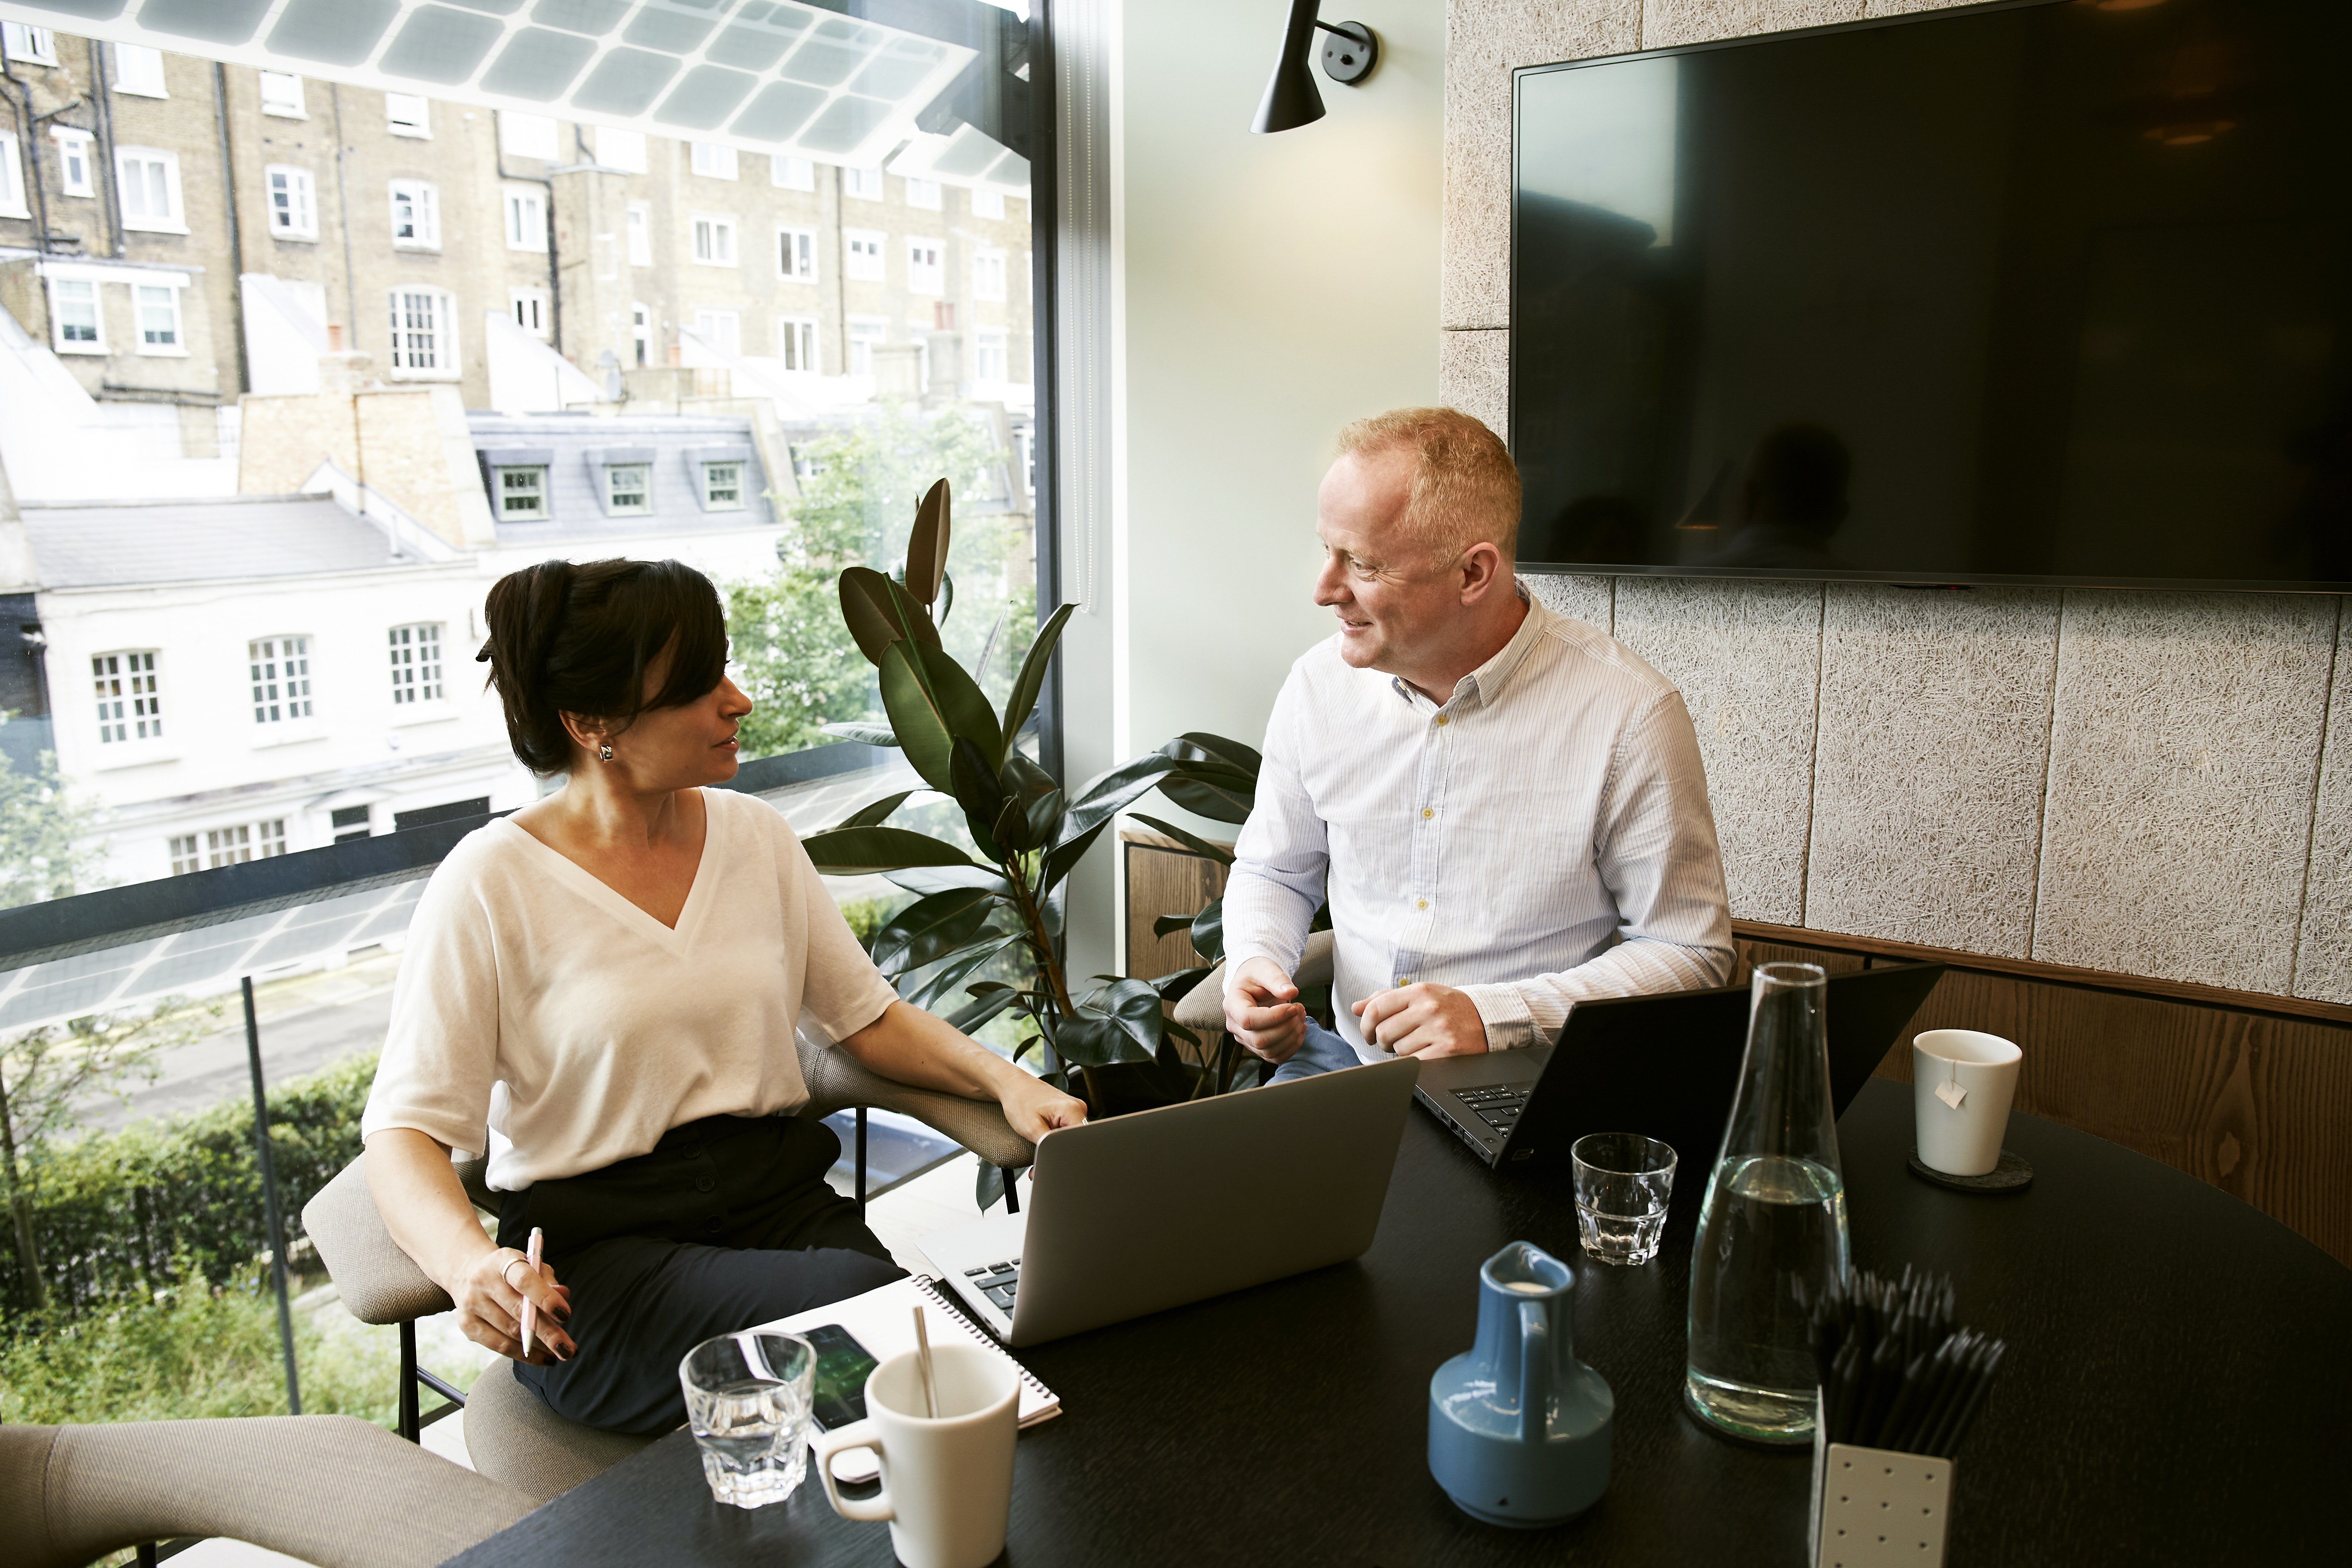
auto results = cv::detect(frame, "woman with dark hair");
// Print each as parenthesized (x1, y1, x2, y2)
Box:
(360, 558, 1084, 1434)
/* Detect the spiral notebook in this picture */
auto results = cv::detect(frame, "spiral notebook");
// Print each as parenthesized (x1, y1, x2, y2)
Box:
(762, 1275, 1061, 1428)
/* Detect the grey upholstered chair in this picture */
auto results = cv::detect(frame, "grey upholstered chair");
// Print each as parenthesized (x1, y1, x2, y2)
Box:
(0, 1415, 535, 1568)
(302, 1032, 1038, 1504)
(1170, 928, 1337, 1039)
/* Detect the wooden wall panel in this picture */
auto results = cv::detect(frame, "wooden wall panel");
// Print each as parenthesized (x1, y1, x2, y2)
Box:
(1122, 836, 1230, 982)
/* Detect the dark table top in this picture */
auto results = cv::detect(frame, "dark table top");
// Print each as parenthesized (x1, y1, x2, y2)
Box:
(449, 1079, 2348, 1567)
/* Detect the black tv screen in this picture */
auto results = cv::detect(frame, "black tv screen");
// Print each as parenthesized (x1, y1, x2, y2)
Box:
(1510, 0, 2350, 590)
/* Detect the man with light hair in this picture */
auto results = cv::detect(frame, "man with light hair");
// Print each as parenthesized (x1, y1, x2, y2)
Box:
(1221, 407, 1735, 1079)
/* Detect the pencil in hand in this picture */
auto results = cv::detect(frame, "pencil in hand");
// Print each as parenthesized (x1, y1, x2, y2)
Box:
(521, 1225, 544, 1358)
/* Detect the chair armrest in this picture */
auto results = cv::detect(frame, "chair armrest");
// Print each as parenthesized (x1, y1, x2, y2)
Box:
(797, 1034, 1037, 1170)
(1170, 929, 1337, 1033)
(301, 1155, 453, 1326)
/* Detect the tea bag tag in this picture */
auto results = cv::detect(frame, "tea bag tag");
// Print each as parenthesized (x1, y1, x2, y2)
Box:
(1934, 1076, 1968, 1111)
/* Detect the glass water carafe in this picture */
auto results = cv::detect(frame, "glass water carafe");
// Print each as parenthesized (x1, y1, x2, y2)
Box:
(1684, 962, 1850, 1443)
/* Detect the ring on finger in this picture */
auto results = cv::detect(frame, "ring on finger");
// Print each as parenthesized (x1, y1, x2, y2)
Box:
(500, 1254, 528, 1289)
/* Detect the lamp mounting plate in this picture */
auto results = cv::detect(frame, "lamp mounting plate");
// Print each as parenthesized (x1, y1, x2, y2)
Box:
(1317, 20, 1378, 85)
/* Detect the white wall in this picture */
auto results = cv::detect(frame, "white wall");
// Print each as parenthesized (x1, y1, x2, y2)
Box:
(1114, 0, 1444, 768)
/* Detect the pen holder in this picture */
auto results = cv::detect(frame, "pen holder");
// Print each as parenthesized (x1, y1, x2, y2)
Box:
(1808, 1393, 1954, 1568)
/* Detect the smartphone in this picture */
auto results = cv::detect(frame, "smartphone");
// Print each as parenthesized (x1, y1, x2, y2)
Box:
(806, 1323, 880, 1431)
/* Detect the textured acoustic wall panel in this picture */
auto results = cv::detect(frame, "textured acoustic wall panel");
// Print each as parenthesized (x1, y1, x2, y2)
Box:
(1612, 576, 1822, 924)
(1442, 0, 1639, 329)
(1807, 584, 2059, 957)
(2034, 592, 2339, 993)
(0, 0, 999, 181)
(2294, 607, 2351, 1003)
(1524, 572, 1613, 633)
(1437, 327, 1509, 439)
(1641, 0, 1866, 48)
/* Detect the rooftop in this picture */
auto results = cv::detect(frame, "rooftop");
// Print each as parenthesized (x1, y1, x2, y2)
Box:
(18, 496, 417, 589)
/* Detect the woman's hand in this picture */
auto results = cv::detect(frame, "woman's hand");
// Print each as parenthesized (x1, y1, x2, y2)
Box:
(450, 1245, 577, 1365)
(995, 1070, 1088, 1145)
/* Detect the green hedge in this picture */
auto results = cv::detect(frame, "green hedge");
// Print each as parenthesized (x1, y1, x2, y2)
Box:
(2, 1053, 377, 1325)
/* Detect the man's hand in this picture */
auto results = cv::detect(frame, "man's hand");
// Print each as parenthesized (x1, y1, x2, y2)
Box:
(1226, 957, 1307, 1066)
(1354, 981, 1489, 1059)
(996, 1070, 1088, 1144)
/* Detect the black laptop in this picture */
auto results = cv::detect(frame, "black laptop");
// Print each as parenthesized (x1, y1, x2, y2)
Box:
(1414, 962, 1945, 1172)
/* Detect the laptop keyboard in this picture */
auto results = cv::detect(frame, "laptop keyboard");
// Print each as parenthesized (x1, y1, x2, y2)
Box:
(962, 1258, 1022, 1315)
(1453, 1083, 1531, 1135)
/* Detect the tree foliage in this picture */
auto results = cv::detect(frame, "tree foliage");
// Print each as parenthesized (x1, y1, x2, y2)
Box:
(727, 404, 1034, 759)
(0, 734, 106, 909)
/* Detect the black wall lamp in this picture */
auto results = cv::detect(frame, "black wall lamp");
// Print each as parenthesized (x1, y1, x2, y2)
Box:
(1252, 1, 1381, 134)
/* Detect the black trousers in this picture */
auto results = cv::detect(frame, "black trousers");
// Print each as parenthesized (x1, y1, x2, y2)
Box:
(496, 1112, 903, 1434)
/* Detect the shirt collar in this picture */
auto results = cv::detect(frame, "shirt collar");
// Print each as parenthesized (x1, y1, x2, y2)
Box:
(1384, 581, 1549, 712)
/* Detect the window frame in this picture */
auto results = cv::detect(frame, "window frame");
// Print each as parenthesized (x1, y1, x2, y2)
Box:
(700, 460, 746, 511)
(246, 635, 316, 730)
(493, 464, 550, 520)
(596, 126, 648, 173)
(388, 623, 446, 708)
(771, 154, 814, 191)
(0, 132, 25, 219)
(689, 141, 739, 180)
(92, 650, 165, 747)
(52, 127, 94, 199)
(907, 238, 945, 296)
(691, 308, 741, 357)
(843, 166, 884, 201)
(972, 186, 1007, 219)
(777, 225, 817, 284)
(505, 185, 548, 253)
(691, 213, 739, 268)
(974, 329, 1009, 384)
(389, 178, 440, 250)
(626, 201, 652, 267)
(115, 146, 186, 233)
(113, 43, 168, 98)
(499, 110, 558, 160)
(846, 315, 887, 378)
(133, 281, 187, 356)
(265, 163, 318, 242)
(258, 71, 307, 119)
(2, 23, 58, 67)
(777, 314, 818, 374)
(509, 287, 552, 340)
(973, 247, 1009, 302)
(904, 176, 942, 211)
(845, 229, 885, 282)
(385, 286, 460, 379)
(604, 463, 652, 516)
(385, 93, 430, 138)
(47, 273, 104, 354)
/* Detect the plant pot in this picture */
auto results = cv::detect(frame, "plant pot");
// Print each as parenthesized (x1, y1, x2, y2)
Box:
(1077, 1060, 1203, 1118)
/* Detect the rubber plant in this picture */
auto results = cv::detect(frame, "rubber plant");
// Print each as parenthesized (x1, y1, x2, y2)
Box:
(798, 481, 1266, 1169)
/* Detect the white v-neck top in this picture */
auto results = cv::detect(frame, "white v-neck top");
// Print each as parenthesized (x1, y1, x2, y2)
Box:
(361, 788, 899, 1190)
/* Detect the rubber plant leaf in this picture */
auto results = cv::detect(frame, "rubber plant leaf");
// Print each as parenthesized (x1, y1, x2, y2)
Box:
(1163, 732, 1265, 775)
(829, 790, 916, 830)
(881, 639, 1004, 794)
(1188, 897, 1226, 965)
(838, 566, 905, 665)
(944, 984, 1023, 1035)
(906, 478, 951, 607)
(1063, 752, 1181, 838)
(868, 887, 1001, 973)
(801, 826, 974, 876)
(1128, 813, 1235, 866)
(901, 936, 1022, 1012)
(998, 602, 1076, 765)
(819, 722, 901, 748)
(1052, 1013, 1153, 1068)
(885, 864, 1015, 900)
(1159, 768, 1254, 825)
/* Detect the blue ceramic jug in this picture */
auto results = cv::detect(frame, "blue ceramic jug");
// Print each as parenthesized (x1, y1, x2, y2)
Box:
(1427, 1241, 1614, 1527)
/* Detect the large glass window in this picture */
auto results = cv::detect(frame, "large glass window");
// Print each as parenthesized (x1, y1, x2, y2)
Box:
(248, 637, 314, 725)
(388, 624, 443, 705)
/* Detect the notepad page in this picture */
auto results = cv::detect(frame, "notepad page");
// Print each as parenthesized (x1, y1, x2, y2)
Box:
(761, 1275, 1061, 1427)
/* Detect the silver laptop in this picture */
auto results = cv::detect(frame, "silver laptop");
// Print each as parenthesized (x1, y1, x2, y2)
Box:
(920, 1056, 1420, 1347)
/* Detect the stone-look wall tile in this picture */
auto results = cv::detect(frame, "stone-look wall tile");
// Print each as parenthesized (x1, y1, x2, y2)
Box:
(1524, 572, 1613, 633)
(1612, 576, 1823, 924)
(1642, 0, 1866, 48)
(2034, 593, 2339, 995)
(1442, 1, 1642, 331)
(2292, 606, 2352, 1003)
(1806, 585, 2060, 958)
(1865, 0, 1979, 16)
(1438, 328, 1510, 439)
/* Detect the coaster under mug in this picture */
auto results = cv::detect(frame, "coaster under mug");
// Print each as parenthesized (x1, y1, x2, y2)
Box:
(1906, 1148, 2033, 1194)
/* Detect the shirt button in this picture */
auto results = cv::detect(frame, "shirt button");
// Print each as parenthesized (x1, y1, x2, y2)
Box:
(1394, 977, 1412, 988)
(1421, 807, 1434, 820)
(1435, 714, 1449, 726)
(1417, 899, 1429, 910)
(695, 1175, 716, 1194)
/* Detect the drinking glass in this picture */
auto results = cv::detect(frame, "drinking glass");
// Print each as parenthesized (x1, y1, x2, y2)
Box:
(679, 1330, 817, 1509)
(1570, 1132, 1678, 1265)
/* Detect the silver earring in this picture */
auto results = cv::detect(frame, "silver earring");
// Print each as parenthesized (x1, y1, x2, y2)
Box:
(598, 742, 615, 763)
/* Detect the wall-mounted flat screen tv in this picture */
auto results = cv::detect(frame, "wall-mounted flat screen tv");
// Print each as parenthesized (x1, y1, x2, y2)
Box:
(1511, 0, 2350, 591)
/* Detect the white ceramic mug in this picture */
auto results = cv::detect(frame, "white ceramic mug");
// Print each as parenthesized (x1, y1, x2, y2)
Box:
(1912, 1029, 2022, 1176)
(810, 1343, 1019, 1568)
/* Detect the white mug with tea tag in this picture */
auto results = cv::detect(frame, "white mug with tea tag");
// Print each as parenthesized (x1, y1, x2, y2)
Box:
(1912, 1029, 2021, 1176)
(811, 1342, 1020, 1568)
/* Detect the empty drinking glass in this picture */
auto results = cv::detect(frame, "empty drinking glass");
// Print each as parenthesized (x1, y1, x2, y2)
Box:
(679, 1330, 817, 1509)
(1571, 1133, 1678, 1265)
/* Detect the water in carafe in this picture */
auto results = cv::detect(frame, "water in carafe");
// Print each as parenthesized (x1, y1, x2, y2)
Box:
(1684, 963, 1849, 1443)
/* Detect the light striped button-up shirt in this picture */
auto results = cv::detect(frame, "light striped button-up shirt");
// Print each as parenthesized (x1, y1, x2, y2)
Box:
(1222, 588, 1736, 1061)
